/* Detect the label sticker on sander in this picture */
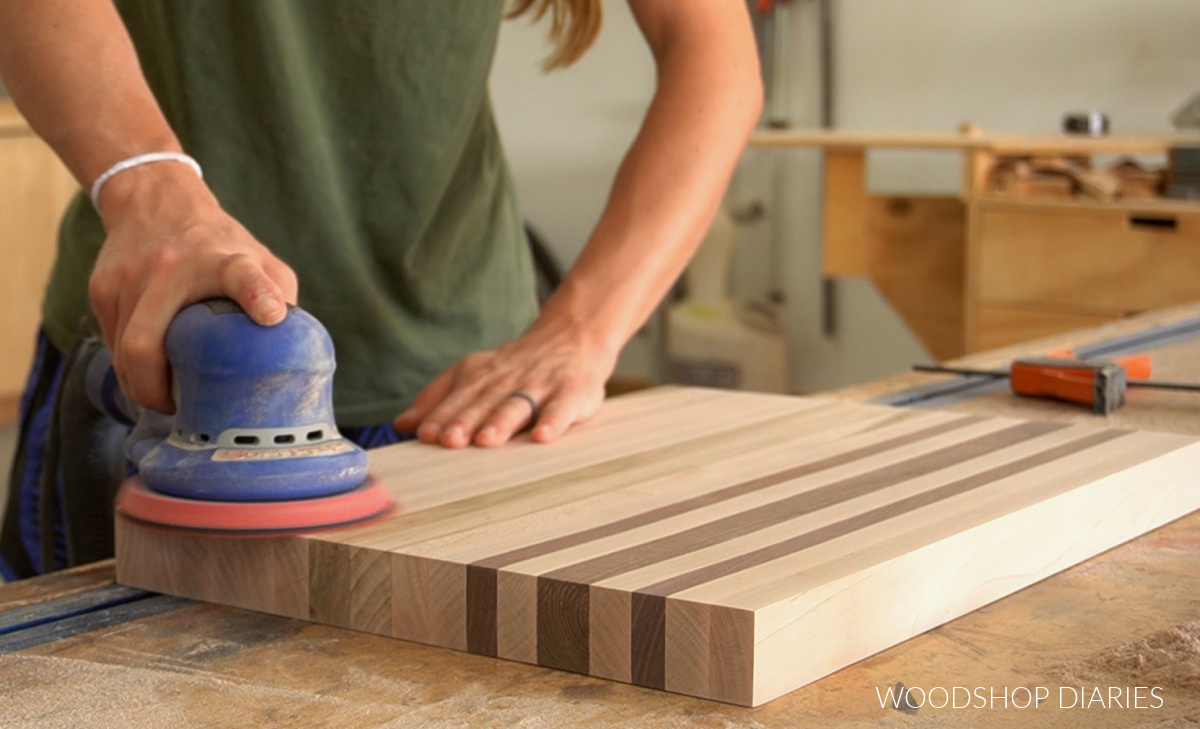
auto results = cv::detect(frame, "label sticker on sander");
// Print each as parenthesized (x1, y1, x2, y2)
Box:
(212, 440, 356, 461)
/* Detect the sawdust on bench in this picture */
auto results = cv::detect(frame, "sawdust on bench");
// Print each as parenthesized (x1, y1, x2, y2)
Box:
(1046, 620, 1200, 692)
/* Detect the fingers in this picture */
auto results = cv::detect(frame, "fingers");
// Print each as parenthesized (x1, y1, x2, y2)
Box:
(393, 370, 456, 435)
(403, 353, 496, 448)
(89, 252, 176, 413)
(406, 355, 534, 448)
(416, 380, 507, 449)
(423, 388, 539, 449)
(459, 385, 601, 449)
(474, 391, 542, 448)
(89, 205, 300, 412)
(398, 341, 610, 449)
(264, 257, 300, 305)
(112, 284, 184, 413)
(93, 252, 295, 412)
(529, 384, 595, 444)
(87, 266, 122, 357)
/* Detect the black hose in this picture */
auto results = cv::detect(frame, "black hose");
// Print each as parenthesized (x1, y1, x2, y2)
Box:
(48, 333, 130, 567)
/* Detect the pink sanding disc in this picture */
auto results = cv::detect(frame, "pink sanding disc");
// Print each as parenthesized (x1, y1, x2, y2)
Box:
(116, 475, 397, 535)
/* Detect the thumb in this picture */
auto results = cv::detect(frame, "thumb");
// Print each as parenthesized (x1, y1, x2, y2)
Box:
(219, 254, 288, 326)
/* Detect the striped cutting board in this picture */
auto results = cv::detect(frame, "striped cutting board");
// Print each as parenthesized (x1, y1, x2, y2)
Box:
(115, 387, 1200, 706)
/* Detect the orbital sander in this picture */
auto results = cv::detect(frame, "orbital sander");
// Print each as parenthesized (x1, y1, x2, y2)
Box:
(89, 299, 394, 535)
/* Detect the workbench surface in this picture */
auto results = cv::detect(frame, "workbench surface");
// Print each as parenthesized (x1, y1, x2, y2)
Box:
(4, 304, 1200, 728)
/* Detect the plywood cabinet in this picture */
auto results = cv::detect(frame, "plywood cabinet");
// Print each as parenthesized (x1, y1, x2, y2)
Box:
(0, 102, 79, 421)
(974, 200, 1200, 345)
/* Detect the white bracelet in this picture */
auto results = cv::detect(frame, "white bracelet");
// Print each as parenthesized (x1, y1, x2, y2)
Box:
(89, 151, 204, 211)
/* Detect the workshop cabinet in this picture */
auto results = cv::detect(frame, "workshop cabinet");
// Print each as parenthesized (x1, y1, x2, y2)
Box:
(973, 200, 1200, 350)
(0, 103, 78, 421)
(751, 128, 1200, 361)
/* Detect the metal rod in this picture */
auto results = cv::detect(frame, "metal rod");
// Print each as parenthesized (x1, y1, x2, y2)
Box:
(1127, 380, 1200, 392)
(768, 0, 791, 129)
(913, 364, 1007, 378)
(818, 0, 834, 128)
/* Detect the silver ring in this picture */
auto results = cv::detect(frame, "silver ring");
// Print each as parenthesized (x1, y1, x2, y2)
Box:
(508, 390, 539, 424)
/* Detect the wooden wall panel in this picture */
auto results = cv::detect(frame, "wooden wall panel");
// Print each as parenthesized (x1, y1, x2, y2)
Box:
(115, 388, 1200, 706)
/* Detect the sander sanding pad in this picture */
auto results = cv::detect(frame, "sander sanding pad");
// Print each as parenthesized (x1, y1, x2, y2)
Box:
(116, 475, 396, 536)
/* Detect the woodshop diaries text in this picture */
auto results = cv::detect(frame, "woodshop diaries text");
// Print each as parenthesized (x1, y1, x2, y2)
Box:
(876, 684, 1166, 711)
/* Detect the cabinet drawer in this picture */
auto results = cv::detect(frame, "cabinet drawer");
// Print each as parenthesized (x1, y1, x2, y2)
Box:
(977, 206, 1200, 314)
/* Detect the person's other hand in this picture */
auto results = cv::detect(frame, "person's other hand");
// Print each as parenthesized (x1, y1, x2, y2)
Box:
(392, 324, 615, 448)
(89, 162, 299, 413)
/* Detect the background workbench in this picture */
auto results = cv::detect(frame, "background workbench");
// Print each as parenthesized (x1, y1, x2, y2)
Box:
(3, 303, 1200, 728)
(749, 128, 1200, 361)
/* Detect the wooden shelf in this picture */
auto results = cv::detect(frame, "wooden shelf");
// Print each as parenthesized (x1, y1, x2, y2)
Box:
(750, 128, 1200, 155)
(983, 133, 1199, 155)
(749, 129, 990, 151)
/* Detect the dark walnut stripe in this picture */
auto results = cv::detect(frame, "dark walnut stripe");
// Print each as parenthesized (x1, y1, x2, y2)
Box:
(536, 577, 589, 674)
(465, 565, 497, 656)
(550, 421, 1065, 587)
(475, 414, 981, 573)
(623, 429, 1129, 690)
(392, 397, 836, 555)
(639, 428, 1128, 598)
(308, 542, 351, 628)
(467, 414, 978, 664)
(624, 424, 1123, 689)
(630, 593, 667, 689)
(482, 417, 1071, 681)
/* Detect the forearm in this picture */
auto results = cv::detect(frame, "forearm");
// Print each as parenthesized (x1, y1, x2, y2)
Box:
(532, 0, 762, 360)
(0, 0, 294, 412)
(0, 0, 186, 198)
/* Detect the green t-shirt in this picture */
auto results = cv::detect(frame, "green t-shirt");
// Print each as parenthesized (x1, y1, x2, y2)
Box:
(43, 1, 539, 426)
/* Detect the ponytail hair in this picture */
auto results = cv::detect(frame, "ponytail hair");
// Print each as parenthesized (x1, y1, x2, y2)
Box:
(507, 0, 603, 69)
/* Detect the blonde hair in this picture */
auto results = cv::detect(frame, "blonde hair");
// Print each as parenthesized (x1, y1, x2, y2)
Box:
(507, 0, 603, 69)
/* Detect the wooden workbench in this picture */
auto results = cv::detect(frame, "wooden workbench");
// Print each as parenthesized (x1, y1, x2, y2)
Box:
(3, 303, 1200, 727)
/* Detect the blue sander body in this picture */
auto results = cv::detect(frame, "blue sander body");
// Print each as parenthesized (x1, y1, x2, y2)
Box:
(90, 300, 394, 534)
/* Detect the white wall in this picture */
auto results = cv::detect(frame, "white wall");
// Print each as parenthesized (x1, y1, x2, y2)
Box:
(491, 5, 662, 379)
(491, 6, 654, 264)
(837, 0, 1200, 194)
(839, 0, 1198, 132)
(490, 1, 1200, 392)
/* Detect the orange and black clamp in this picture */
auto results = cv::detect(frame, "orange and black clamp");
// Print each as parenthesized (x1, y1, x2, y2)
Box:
(913, 357, 1200, 414)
